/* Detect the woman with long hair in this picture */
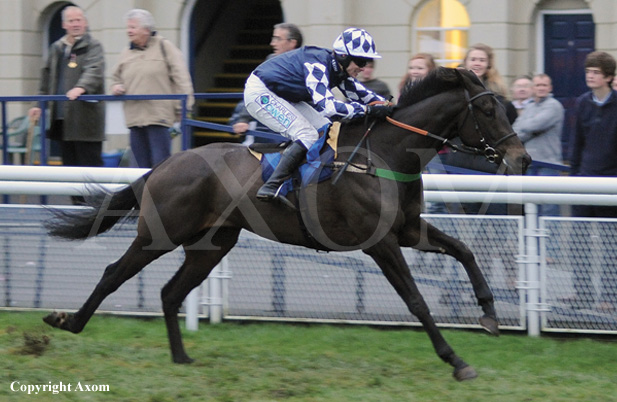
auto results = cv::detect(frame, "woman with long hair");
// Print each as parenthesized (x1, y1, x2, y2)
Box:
(444, 43, 518, 217)
(464, 43, 509, 98)
(398, 53, 437, 96)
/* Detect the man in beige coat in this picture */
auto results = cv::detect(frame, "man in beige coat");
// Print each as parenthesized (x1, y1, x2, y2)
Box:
(111, 9, 194, 168)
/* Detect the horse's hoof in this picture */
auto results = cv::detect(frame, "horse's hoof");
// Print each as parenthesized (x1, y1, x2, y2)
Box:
(453, 365, 477, 381)
(479, 315, 500, 336)
(173, 355, 195, 364)
(43, 312, 69, 329)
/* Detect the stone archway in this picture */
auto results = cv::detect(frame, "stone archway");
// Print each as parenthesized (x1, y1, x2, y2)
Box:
(38, 2, 74, 59)
(187, 0, 283, 146)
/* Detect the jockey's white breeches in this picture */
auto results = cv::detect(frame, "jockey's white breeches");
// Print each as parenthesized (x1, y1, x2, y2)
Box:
(244, 73, 330, 149)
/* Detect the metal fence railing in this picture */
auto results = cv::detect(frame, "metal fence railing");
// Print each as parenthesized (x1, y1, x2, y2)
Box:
(0, 166, 615, 336)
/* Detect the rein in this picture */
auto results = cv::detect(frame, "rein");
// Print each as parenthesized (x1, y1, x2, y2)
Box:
(331, 120, 377, 185)
(386, 90, 517, 164)
(331, 87, 518, 184)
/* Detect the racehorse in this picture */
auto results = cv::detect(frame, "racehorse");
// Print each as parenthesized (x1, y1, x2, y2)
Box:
(43, 67, 530, 381)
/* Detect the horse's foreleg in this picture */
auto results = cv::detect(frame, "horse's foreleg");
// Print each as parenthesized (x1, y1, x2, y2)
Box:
(364, 238, 477, 381)
(161, 228, 240, 364)
(406, 219, 499, 335)
(43, 237, 167, 333)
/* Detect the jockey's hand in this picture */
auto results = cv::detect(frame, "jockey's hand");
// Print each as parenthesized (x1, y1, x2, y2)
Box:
(366, 103, 394, 120)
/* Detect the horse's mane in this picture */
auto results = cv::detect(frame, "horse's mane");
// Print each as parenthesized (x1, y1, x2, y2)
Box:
(396, 67, 483, 109)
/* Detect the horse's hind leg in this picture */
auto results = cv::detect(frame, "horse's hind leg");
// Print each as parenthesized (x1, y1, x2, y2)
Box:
(161, 228, 240, 364)
(43, 237, 168, 333)
(364, 237, 477, 381)
(408, 219, 499, 335)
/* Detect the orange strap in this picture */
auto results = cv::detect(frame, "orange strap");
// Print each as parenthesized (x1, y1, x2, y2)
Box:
(385, 116, 429, 136)
(368, 100, 392, 106)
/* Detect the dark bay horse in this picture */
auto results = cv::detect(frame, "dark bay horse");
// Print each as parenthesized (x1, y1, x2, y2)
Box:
(43, 67, 530, 381)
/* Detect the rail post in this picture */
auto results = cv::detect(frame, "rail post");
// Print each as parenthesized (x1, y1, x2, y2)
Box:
(522, 203, 542, 336)
(185, 286, 200, 331)
(208, 257, 231, 324)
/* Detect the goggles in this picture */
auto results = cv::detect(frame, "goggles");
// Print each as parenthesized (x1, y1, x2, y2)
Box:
(351, 57, 371, 68)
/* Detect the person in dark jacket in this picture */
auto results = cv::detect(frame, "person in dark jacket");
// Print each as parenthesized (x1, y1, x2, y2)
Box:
(570, 52, 617, 186)
(244, 27, 392, 207)
(566, 51, 617, 313)
(29, 5, 105, 173)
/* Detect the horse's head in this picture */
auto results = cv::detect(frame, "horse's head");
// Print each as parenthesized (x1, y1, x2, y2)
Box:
(396, 67, 531, 175)
(451, 68, 531, 174)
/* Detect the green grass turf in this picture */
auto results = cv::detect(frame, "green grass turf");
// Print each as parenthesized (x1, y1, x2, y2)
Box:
(1, 311, 615, 401)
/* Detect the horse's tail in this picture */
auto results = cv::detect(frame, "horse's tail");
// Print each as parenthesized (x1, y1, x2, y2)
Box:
(44, 170, 153, 240)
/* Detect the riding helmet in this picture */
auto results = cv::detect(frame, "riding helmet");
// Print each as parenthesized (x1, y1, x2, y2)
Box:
(332, 27, 381, 70)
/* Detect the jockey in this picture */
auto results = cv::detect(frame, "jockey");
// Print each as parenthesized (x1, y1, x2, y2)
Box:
(244, 27, 394, 207)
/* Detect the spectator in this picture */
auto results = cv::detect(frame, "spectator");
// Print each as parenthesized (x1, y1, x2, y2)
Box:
(231, 23, 303, 144)
(463, 43, 517, 123)
(444, 43, 518, 213)
(244, 27, 390, 208)
(270, 23, 303, 56)
(357, 60, 391, 98)
(394, 54, 444, 213)
(111, 9, 194, 168)
(398, 53, 436, 96)
(440, 44, 520, 290)
(29, 5, 105, 204)
(566, 51, 617, 312)
(512, 73, 564, 216)
(510, 75, 534, 117)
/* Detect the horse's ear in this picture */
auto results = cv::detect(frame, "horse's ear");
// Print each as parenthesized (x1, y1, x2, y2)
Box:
(437, 67, 459, 82)
(454, 67, 476, 81)
(460, 68, 485, 87)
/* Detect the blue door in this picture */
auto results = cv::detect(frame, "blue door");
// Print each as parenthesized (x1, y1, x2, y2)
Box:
(543, 13, 594, 162)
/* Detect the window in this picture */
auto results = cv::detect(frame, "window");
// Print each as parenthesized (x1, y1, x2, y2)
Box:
(415, 0, 470, 67)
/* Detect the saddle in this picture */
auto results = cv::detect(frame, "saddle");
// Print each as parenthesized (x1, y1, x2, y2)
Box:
(248, 140, 291, 154)
(248, 122, 341, 197)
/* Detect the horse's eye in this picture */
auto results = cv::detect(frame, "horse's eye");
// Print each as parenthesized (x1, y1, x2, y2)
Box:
(483, 107, 495, 118)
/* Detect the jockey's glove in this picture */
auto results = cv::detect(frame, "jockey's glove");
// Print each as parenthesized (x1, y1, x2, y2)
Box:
(366, 103, 394, 120)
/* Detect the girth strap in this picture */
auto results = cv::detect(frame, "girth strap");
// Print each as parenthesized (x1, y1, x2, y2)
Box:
(331, 161, 421, 183)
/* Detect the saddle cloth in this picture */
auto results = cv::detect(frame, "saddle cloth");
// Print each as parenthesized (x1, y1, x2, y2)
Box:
(250, 122, 341, 197)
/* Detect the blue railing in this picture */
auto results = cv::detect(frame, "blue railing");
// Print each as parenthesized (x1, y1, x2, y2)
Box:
(190, 93, 285, 142)
(0, 92, 286, 165)
(2, 93, 567, 174)
(1, 94, 188, 165)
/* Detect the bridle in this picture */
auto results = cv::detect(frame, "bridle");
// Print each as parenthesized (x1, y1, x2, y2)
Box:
(386, 89, 518, 164)
(332, 85, 518, 185)
(461, 90, 517, 163)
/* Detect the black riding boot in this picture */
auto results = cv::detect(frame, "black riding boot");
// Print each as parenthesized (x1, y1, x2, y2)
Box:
(256, 141, 307, 208)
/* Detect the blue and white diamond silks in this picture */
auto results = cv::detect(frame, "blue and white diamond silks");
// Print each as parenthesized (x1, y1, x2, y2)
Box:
(304, 62, 365, 119)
